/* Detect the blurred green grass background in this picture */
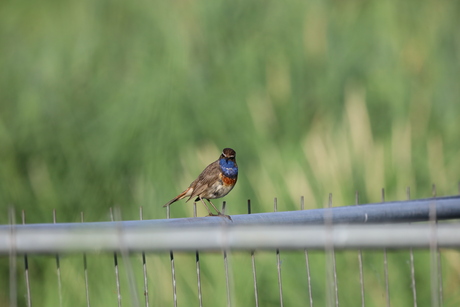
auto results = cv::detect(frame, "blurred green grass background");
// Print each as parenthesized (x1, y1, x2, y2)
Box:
(1, 0, 460, 306)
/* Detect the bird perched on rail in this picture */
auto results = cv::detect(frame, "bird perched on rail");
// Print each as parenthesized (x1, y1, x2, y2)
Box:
(164, 148, 238, 219)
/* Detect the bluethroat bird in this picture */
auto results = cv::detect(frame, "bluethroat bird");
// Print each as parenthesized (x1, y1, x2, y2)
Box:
(164, 148, 238, 219)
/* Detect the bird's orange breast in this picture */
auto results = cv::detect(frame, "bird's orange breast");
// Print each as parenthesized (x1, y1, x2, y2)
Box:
(220, 173, 237, 186)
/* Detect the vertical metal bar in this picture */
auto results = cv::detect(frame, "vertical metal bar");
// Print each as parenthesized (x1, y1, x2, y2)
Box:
(248, 200, 259, 307)
(167, 206, 178, 307)
(406, 187, 417, 307)
(325, 194, 334, 307)
(434, 185, 444, 306)
(114, 208, 140, 307)
(22, 211, 32, 307)
(193, 203, 203, 307)
(140, 207, 149, 307)
(81, 213, 91, 307)
(9, 207, 17, 307)
(327, 194, 339, 307)
(274, 198, 284, 307)
(381, 189, 390, 307)
(429, 185, 439, 307)
(301, 196, 313, 307)
(223, 250, 231, 307)
(430, 185, 442, 307)
(222, 201, 232, 307)
(355, 192, 365, 307)
(53, 210, 63, 307)
(435, 215, 443, 303)
(110, 208, 122, 307)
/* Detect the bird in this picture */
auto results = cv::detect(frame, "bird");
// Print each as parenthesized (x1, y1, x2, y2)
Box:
(164, 148, 238, 219)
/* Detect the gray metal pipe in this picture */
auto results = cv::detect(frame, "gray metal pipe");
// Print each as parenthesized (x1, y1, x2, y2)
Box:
(3, 195, 460, 230)
(1, 223, 459, 254)
(0, 195, 459, 254)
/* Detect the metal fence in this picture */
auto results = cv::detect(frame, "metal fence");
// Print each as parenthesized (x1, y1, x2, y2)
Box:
(1, 193, 460, 307)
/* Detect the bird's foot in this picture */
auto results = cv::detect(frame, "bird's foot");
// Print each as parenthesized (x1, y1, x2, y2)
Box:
(206, 212, 232, 221)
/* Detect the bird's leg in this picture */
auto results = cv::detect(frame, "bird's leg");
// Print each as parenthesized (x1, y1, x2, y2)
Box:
(206, 199, 222, 215)
(198, 198, 231, 220)
(198, 198, 216, 216)
(207, 199, 232, 221)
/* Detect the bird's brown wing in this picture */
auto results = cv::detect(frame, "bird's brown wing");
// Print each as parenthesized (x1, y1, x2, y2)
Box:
(186, 160, 221, 201)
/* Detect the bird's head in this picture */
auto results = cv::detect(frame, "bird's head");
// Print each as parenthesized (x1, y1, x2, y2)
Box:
(220, 148, 236, 162)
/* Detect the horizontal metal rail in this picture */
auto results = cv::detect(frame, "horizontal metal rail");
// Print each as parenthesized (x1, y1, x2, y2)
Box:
(0, 195, 459, 254)
(1, 223, 459, 254)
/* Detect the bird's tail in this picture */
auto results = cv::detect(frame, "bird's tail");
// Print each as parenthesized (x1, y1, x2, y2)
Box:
(163, 189, 190, 207)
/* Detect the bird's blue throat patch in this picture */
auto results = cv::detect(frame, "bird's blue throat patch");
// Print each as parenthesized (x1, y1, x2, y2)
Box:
(219, 159, 238, 178)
